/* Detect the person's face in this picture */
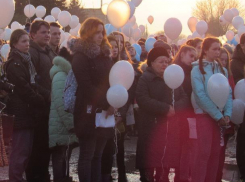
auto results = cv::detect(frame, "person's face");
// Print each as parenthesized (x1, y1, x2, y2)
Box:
(195, 41, 202, 58)
(220, 52, 228, 67)
(109, 40, 119, 59)
(140, 44, 146, 52)
(125, 42, 131, 49)
(92, 24, 104, 46)
(128, 47, 136, 60)
(115, 34, 124, 52)
(31, 25, 50, 47)
(205, 42, 221, 61)
(14, 34, 30, 53)
(50, 26, 61, 47)
(151, 56, 170, 76)
(181, 50, 197, 66)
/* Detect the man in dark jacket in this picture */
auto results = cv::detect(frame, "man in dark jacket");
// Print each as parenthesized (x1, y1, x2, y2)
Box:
(231, 33, 245, 181)
(25, 20, 56, 182)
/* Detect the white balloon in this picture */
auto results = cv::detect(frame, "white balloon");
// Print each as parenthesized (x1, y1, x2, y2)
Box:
(231, 99, 245, 125)
(24, 4, 36, 18)
(232, 16, 244, 30)
(164, 18, 182, 40)
(36, 5, 46, 18)
(128, 15, 136, 27)
(223, 9, 234, 23)
(122, 24, 133, 37)
(64, 32, 71, 40)
(11, 21, 20, 31)
(101, 3, 108, 15)
(187, 35, 192, 40)
(192, 31, 201, 38)
(131, 0, 142, 7)
(132, 28, 141, 41)
(145, 37, 156, 52)
(34, 17, 43, 21)
(207, 73, 230, 110)
(60, 39, 67, 49)
(219, 15, 227, 26)
(0, 0, 15, 29)
(132, 23, 138, 30)
(196, 20, 208, 36)
(69, 28, 78, 36)
(0, 44, 10, 59)
(107, 85, 128, 109)
(139, 25, 145, 33)
(234, 79, 245, 102)
(188, 17, 198, 33)
(107, 0, 130, 28)
(231, 8, 239, 17)
(69, 15, 79, 29)
(51, 7, 61, 20)
(60, 29, 65, 44)
(226, 30, 234, 41)
(235, 34, 240, 43)
(44, 15, 55, 23)
(2, 28, 12, 41)
(58, 11, 71, 27)
(164, 64, 185, 90)
(238, 26, 245, 38)
(109, 61, 135, 90)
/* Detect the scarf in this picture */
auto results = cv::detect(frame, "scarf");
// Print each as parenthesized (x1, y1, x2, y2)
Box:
(12, 49, 36, 84)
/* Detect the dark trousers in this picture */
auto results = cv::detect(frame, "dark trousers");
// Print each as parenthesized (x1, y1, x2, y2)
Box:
(236, 125, 245, 179)
(50, 146, 73, 182)
(78, 134, 108, 182)
(101, 137, 114, 175)
(25, 117, 50, 182)
(139, 168, 170, 182)
(9, 129, 33, 182)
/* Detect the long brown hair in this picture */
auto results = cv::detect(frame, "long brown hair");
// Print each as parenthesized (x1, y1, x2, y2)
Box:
(79, 17, 109, 46)
(219, 47, 232, 77)
(10, 29, 29, 50)
(173, 45, 196, 65)
(198, 37, 225, 75)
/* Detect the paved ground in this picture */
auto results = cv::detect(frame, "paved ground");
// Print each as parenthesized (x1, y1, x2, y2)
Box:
(0, 136, 240, 182)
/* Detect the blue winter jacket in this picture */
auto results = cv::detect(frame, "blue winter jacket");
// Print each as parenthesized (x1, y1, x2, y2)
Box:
(191, 60, 232, 121)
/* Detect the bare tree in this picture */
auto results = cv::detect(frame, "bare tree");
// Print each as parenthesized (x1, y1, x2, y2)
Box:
(192, 0, 245, 36)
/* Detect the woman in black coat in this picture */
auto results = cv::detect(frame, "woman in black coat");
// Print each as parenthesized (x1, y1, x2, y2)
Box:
(136, 47, 188, 182)
(5, 29, 45, 181)
(173, 45, 197, 182)
(72, 18, 114, 182)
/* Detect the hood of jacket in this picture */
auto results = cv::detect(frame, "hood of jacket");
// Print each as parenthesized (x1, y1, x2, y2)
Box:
(232, 44, 245, 64)
(73, 39, 111, 59)
(50, 56, 71, 80)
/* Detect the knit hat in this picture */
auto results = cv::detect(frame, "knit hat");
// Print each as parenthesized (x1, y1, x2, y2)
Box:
(154, 40, 171, 50)
(147, 47, 169, 67)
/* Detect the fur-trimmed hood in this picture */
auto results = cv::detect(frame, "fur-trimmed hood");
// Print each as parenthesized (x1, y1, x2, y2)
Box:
(73, 39, 111, 59)
(50, 56, 71, 80)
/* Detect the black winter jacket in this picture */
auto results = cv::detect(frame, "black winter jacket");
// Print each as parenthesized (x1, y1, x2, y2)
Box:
(231, 44, 245, 84)
(72, 39, 113, 138)
(5, 51, 45, 130)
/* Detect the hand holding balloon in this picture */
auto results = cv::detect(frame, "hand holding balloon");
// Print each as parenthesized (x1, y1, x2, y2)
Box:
(167, 105, 175, 117)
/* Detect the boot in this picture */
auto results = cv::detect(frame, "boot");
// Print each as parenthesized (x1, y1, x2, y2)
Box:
(101, 174, 111, 182)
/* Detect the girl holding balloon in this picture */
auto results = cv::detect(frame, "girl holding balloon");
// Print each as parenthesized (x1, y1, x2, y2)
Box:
(136, 47, 187, 182)
(173, 45, 197, 182)
(110, 31, 129, 60)
(191, 37, 232, 182)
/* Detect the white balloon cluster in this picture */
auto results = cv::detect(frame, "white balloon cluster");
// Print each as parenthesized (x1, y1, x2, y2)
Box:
(107, 61, 135, 108)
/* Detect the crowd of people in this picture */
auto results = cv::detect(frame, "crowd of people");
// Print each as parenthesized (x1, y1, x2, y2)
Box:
(0, 16, 245, 182)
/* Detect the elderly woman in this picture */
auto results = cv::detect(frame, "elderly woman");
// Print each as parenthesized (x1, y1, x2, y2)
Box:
(136, 47, 188, 182)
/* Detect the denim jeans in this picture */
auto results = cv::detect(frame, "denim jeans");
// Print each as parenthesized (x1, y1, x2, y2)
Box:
(50, 146, 73, 182)
(78, 134, 108, 182)
(9, 129, 33, 182)
(192, 115, 221, 182)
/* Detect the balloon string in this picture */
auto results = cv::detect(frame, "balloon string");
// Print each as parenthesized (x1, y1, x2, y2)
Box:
(220, 127, 224, 147)
(172, 89, 175, 108)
